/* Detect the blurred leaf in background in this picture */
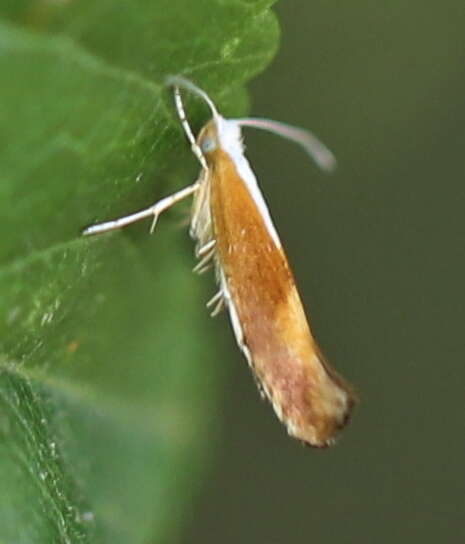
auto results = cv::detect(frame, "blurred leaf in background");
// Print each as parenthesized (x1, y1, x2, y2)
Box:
(0, 1, 279, 542)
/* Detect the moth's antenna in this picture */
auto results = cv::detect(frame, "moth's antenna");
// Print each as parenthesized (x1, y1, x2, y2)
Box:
(166, 76, 222, 170)
(166, 76, 220, 119)
(172, 86, 207, 170)
(235, 117, 336, 172)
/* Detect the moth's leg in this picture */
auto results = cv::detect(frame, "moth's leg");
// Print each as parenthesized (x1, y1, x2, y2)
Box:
(210, 297, 225, 317)
(82, 182, 200, 236)
(206, 290, 224, 317)
(193, 247, 216, 274)
(196, 239, 216, 258)
(206, 290, 222, 307)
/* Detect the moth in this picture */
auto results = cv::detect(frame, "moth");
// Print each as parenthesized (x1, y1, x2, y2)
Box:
(83, 77, 356, 447)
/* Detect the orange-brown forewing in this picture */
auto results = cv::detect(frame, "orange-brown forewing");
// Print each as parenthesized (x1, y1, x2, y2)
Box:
(207, 147, 355, 447)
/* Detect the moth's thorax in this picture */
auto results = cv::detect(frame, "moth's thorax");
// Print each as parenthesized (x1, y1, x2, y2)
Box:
(197, 117, 283, 251)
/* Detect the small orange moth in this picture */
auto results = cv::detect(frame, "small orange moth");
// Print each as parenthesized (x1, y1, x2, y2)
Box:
(84, 77, 356, 447)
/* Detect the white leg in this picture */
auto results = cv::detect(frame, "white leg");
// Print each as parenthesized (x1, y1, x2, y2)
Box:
(82, 182, 200, 236)
(196, 239, 216, 258)
(206, 290, 223, 309)
(193, 247, 216, 274)
(195, 263, 213, 275)
(210, 297, 225, 317)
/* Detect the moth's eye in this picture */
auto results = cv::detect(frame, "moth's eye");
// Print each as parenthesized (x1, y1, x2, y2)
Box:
(201, 137, 217, 153)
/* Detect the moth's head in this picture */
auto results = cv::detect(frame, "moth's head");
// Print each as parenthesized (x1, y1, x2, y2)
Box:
(197, 119, 220, 157)
(197, 117, 244, 163)
(166, 76, 245, 165)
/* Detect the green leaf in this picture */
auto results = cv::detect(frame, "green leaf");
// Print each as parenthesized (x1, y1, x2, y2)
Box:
(0, 2, 279, 542)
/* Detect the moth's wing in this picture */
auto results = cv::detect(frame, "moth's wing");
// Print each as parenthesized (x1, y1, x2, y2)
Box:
(210, 149, 355, 447)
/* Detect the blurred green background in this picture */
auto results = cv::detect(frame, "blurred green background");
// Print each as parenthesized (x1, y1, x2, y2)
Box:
(183, 2, 465, 543)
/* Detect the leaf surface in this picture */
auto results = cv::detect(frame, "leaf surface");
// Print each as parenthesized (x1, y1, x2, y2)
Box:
(0, 2, 279, 542)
